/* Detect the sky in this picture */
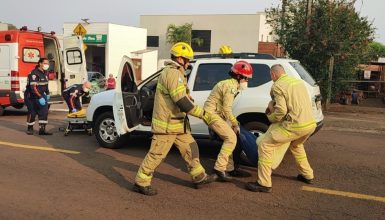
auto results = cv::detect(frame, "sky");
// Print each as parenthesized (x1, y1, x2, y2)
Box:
(1, 0, 384, 43)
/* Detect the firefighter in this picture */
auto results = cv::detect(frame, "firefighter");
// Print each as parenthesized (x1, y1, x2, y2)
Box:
(204, 61, 253, 181)
(134, 42, 214, 196)
(62, 81, 91, 113)
(25, 57, 52, 135)
(246, 64, 316, 193)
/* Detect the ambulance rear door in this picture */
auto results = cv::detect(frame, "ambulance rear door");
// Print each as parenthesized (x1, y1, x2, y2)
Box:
(63, 36, 87, 88)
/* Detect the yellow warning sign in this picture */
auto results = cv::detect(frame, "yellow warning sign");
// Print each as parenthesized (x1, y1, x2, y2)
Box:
(73, 23, 87, 36)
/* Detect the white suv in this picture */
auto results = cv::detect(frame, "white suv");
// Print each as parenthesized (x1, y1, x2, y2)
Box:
(87, 53, 324, 148)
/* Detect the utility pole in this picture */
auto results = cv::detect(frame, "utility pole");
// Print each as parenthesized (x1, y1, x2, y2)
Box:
(326, 55, 334, 110)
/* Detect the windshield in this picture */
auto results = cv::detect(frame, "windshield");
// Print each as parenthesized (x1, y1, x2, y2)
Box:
(290, 62, 316, 86)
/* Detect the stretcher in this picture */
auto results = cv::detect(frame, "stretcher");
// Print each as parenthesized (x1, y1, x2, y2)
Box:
(59, 109, 92, 136)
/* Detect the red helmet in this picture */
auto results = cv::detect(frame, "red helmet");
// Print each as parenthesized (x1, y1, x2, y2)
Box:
(231, 61, 253, 78)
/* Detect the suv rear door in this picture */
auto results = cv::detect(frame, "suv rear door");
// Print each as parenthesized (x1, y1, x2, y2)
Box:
(113, 56, 141, 135)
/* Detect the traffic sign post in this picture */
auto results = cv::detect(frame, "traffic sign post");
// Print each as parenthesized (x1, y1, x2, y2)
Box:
(73, 23, 87, 36)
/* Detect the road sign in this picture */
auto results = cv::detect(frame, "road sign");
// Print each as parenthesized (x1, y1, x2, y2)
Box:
(73, 23, 87, 36)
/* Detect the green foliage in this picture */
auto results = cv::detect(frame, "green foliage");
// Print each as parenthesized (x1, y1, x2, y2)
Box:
(166, 23, 203, 46)
(368, 41, 385, 60)
(266, 0, 375, 102)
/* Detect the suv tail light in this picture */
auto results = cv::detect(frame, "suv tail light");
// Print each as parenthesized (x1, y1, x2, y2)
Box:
(11, 71, 20, 91)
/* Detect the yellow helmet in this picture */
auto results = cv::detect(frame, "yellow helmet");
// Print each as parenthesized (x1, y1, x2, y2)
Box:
(219, 45, 233, 54)
(170, 42, 194, 60)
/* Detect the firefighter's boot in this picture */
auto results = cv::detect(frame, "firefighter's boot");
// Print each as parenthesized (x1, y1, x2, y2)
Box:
(213, 169, 232, 182)
(297, 174, 313, 184)
(26, 125, 34, 135)
(39, 124, 52, 135)
(194, 174, 216, 189)
(132, 184, 158, 196)
(245, 182, 272, 193)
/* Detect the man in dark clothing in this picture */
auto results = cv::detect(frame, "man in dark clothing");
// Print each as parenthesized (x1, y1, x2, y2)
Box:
(25, 57, 52, 135)
(62, 81, 91, 113)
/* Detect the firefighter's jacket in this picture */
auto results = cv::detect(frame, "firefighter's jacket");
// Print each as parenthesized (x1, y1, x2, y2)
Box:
(25, 67, 49, 99)
(151, 60, 204, 134)
(203, 78, 239, 126)
(267, 74, 316, 132)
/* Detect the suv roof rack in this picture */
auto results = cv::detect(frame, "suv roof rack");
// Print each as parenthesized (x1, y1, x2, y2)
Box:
(194, 53, 276, 60)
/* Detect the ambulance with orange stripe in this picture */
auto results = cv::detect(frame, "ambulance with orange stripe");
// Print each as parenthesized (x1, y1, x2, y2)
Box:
(0, 26, 87, 115)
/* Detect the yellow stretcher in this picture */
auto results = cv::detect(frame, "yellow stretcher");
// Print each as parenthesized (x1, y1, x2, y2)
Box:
(61, 109, 92, 136)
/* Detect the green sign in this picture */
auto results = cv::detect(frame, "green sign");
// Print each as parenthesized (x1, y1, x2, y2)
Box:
(83, 34, 107, 44)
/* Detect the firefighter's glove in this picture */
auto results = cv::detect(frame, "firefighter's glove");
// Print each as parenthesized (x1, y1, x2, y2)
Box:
(39, 97, 46, 106)
(232, 125, 240, 135)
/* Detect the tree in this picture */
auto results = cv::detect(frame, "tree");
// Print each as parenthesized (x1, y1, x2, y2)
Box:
(166, 23, 203, 46)
(266, 0, 375, 107)
(368, 41, 385, 60)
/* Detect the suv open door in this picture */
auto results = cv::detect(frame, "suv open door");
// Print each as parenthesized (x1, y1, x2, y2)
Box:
(113, 56, 142, 136)
(63, 36, 87, 88)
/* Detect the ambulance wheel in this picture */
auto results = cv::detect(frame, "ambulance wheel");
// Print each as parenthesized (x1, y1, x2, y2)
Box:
(0, 106, 4, 116)
(94, 111, 127, 148)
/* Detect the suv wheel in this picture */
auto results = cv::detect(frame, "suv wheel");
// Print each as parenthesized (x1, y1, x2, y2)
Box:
(240, 121, 269, 166)
(94, 111, 125, 148)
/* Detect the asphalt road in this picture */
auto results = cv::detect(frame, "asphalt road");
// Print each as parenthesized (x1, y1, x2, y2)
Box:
(0, 107, 384, 219)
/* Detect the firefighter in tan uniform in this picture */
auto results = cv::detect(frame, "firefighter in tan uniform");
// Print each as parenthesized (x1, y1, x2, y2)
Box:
(133, 42, 214, 196)
(204, 61, 253, 181)
(246, 64, 316, 193)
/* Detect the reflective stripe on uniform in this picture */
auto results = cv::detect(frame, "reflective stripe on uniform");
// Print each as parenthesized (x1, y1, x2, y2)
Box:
(170, 85, 186, 97)
(288, 120, 316, 131)
(220, 146, 233, 155)
(137, 170, 152, 180)
(156, 83, 168, 94)
(152, 118, 184, 130)
(258, 158, 273, 166)
(190, 164, 205, 177)
(295, 155, 308, 162)
(277, 125, 291, 137)
(191, 106, 203, 117)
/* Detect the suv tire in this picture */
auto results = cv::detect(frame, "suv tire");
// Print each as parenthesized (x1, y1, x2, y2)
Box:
(94, 111, 127, 148)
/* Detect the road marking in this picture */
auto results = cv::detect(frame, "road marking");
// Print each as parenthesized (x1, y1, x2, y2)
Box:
(0, 141, 80, 155)
(302, 186, 385, 203)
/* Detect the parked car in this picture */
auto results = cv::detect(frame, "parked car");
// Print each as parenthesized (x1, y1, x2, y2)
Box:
(87, 53, 324, 148)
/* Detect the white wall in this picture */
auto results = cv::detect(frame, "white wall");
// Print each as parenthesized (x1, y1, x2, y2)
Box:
(106, 24, 147, 76)
(140, 13, 275, 59)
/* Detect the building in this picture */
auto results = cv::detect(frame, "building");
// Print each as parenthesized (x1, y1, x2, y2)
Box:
(140, 13, 277, 59)
(63, 23, 158, 80)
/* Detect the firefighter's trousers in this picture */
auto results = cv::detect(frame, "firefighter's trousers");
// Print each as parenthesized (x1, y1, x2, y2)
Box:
(135, 133, 207, 187)
(257, 123, 315, 187)
(209, 118, 237, 172)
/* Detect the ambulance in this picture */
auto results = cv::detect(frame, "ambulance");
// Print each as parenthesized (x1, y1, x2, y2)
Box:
(0, 26, 87, 115)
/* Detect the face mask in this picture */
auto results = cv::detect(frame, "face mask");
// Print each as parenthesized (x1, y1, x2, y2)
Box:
(83, 87, 89, 93)
(239, 81, 248, 90)
(43, 64, 49, 71)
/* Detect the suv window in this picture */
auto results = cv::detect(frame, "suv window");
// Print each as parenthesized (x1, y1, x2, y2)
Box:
(193, 63, 232, 91)
(290, 62, 316, 86)
(249, 64, 271, 87)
